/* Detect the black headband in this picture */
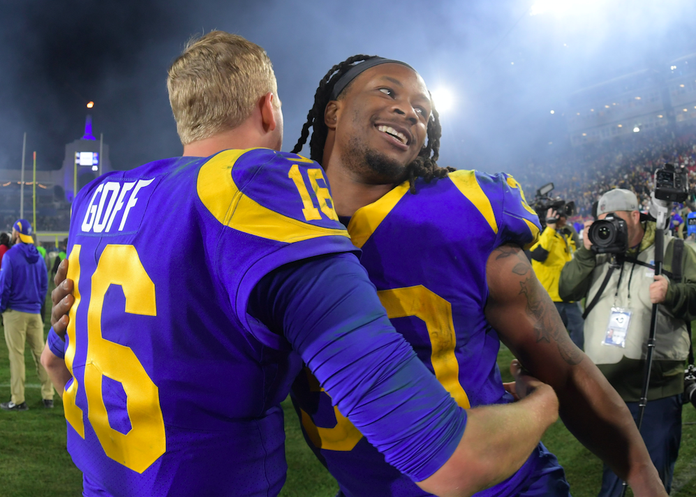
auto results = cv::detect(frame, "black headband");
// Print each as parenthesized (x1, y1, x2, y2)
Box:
(329, 57, 414, 100)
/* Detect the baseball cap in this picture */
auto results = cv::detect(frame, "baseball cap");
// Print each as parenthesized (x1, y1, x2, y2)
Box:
(597, 189, 639, 217)
(12, 219, 34, 244)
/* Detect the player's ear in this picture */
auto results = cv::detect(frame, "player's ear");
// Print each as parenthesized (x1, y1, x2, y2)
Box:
(260, 92, 278, 132)
(324, 101, 339, 130)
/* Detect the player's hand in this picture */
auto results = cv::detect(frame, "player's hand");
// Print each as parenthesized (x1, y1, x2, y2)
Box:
(502, 360, 549, 401)
(649, 275, 669, 304)
(545, 208, 558, 230)
(582, 220, 593, 250)
(51, 259, 74, 338)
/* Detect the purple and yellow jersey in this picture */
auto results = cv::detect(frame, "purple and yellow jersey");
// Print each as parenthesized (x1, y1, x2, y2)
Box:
(62, 148, 355, 496)
(291, 170, 543, 497)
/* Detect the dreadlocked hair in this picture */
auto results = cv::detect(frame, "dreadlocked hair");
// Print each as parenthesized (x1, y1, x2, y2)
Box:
(292, 54, 375, 162)
(402, 105, 455, 193)
(292, 55, 455, 194)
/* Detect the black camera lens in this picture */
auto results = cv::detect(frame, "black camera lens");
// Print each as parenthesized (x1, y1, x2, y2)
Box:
(596, 225, 612, 241)
(588, 215, 628, 254)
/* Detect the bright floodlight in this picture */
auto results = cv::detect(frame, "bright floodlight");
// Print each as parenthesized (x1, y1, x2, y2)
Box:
(87, 101, 94, 108)
(530, 0, 603, 16)
(430, 87, 456, 114)
(633, 126, 640, 133)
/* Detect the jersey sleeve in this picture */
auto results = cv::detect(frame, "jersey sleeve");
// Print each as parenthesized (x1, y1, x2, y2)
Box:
(479, 172, 541, 250)
(47, 327, 66, 359)
(197, 148, 359, 345)
(248, 252, 467, 481)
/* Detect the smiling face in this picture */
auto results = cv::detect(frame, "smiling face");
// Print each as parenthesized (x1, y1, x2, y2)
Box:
(324, 63, 432, 184)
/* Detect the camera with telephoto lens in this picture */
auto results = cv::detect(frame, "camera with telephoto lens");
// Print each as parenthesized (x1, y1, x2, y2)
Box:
(531, 183, 575, 229)
(684, 364, 696, 408)
(588, 213, 629, 254)
(654, 163, 689, 203)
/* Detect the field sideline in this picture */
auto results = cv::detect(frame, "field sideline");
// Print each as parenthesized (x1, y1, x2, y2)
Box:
(0, 290, 694, 496)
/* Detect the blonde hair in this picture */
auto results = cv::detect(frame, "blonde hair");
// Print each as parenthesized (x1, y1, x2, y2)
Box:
(167, 31, 278, 145)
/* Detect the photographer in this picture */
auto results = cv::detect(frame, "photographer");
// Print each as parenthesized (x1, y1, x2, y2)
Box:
(530, 207, 585, 350)
(559, 189, 696, 497)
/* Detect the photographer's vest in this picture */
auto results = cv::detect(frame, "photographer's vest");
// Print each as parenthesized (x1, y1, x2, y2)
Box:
(584, 230, 689, 401)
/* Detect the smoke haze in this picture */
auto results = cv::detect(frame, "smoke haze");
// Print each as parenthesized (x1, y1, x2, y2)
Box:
(1, 0, 694, 173)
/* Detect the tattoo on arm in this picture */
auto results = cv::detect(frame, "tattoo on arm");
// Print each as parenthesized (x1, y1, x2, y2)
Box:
(495, 245, 520, 260)
(490, 244, 583, 365)
(494, 246, 531, 277)
(512, 263, 528, 276)
(518, 276, 583, 365)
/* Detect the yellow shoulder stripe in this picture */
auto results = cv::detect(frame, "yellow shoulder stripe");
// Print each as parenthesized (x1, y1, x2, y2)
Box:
(197, 150, 350, 243)
(347, 182, 410, 249)
(523, 218, 541, 248)
(449, 170, 498, 234)
(505, 175, 538, 216)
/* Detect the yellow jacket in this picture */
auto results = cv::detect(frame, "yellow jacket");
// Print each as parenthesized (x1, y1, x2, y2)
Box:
(530, 226, 576, 302)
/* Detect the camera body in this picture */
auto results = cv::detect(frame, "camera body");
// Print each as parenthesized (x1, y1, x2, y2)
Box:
(654, 163, 689, 203)
(588, 213, 629, 254)
(684, 364, 696, 408)
(531, 183, 575, 229)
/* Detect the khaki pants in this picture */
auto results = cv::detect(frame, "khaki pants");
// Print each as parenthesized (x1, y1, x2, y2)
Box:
(3, 309, 54, 404)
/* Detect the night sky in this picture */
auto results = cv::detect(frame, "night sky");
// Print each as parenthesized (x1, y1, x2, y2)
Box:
(1, 0, 694, 174)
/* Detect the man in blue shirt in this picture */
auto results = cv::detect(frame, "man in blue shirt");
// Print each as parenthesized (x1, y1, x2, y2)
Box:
(1, 219, 52, 411)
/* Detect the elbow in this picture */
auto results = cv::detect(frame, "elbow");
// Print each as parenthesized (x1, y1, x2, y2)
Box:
(40, 343, 61, 374)
(416, 458, 496, 497)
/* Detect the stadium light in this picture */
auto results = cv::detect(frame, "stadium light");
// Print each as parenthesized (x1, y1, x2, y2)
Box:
(430, 87, 456, 114)
(633, 126, 640, 133)
(530, 0, 604, 16)
(87, 101, 94, 109)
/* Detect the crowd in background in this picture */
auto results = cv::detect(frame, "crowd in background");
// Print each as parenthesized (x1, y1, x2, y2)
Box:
(512, 125, 696, 226)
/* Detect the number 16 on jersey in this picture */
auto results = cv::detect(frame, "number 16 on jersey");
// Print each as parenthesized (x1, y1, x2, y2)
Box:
(288, 161, 339, 222)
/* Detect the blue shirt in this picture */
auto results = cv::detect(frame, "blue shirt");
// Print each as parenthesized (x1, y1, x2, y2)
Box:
(0, 242, 48, 314)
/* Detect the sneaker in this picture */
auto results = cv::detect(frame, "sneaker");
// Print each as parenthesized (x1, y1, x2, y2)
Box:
(1, 401, 28, 411)
(42, 399, 54, 409)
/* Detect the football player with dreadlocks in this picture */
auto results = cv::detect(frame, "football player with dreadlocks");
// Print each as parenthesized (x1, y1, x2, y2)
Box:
(289, 55, 666, 497)
(44, 35, 563, 496)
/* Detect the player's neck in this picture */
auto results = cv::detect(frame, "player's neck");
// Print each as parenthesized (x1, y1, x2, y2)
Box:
(182, 113, 280, 157)
(324, 164, 393, 217)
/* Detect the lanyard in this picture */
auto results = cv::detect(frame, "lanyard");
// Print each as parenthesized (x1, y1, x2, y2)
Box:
(613, 247, 642, 307)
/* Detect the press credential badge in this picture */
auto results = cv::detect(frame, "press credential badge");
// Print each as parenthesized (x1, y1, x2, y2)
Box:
(603, 307, 632, 348)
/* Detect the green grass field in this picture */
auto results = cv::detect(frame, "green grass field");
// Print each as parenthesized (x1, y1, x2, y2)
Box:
(0, 293, 694, 496)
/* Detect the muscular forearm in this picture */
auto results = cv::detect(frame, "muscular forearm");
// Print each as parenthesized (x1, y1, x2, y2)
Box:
(418, 383, 558, 497)
(486, 244, 666, 496)
(40, 343, 71, 397)
(556, 361, 666, 496)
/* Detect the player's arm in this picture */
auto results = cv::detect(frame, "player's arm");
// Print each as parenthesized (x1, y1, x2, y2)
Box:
(485, 244, 666, 497)
(420, 361, 558, 497)
(249, 253, 559, 497)
(40, 330, 71, 397)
